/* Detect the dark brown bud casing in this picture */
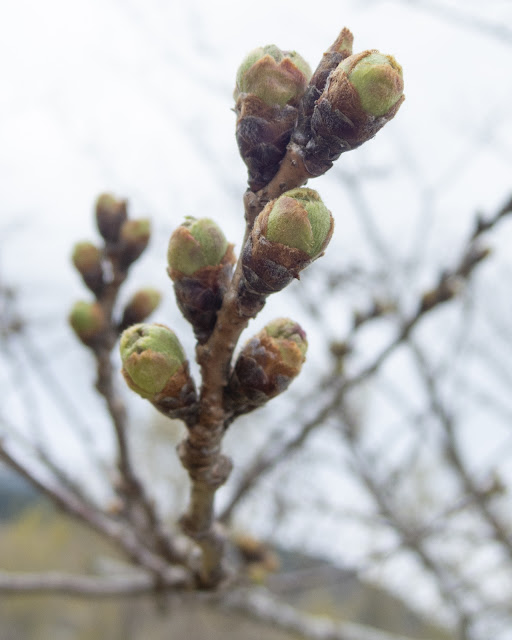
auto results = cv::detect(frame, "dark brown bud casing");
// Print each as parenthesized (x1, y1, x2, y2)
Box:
(167, 218, 236, 343)
(293, 48, 404, 177)
(120, 323, 197, 421)
(235, 96, 298, 192)
(69, 301, 107, 348)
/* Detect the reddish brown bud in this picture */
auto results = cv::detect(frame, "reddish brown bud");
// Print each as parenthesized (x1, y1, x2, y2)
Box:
(226, 318, 307, 417)
(120, 288, 161, 330)
(119, 219, 151, 268)
(71, 242, 104, 297)
(95, 193, 127, 243)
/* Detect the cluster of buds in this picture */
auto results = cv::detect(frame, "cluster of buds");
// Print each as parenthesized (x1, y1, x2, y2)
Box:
(70, 27, 405, 493)
(226, 318, 307, 417)
(234, 45, 312, 191)
(120, 323, 197, 420)
(69, 193, 160, 349)
(239, 187, 333, 314)
(235, 29, 404, 185)
(167, 217, 235, 343)
(94, 193, 151, 271)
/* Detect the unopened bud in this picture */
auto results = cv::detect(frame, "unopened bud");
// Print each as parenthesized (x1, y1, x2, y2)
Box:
(265, 188, 333, 258)
(167, 217, 228, 276)
(120, 323, 196, 417)
(239, 189, 333, 310)
(119, 219, 151, 268)
(292, 48, 404, 176)
(69, 301, 107, 346)
(227, 318, 307, 416)
(167, 218, 235, 343)
(339, 51, 404, 117)
(71, 242, 104, 296)
(95, 193, 127, 243)
(234, 45, 311, 108)
(120, 288, 161, 330)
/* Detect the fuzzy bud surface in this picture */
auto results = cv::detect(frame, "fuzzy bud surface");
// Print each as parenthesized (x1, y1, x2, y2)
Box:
(234, 45, 311, 107)
(120, 323, 185, 399)
(167, 217, 228, 277)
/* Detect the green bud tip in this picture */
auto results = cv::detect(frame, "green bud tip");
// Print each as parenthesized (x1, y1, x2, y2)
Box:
(72, 242, 101, 271)
(331, 27, 354, 56)
(264, 318, 308, 367)
(265, 188, 333, 258)
(69, 301, 105, 336)
(341, 51, 404, 117)
(167, 217, 228, 276)
(95, 193, 118, 214)
(120, 323, 185, 398)
(235, 45, 311, 107)
(121, 219, 151, 242)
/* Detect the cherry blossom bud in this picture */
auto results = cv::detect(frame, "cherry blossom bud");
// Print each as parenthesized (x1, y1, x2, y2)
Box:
(120, 323, 196, 418)
(95, 193, 127, 243)
(167, 218, 235, 343)
(69, 301, 107, 346)
(234, 45, 311, 108)
(71, 242, 104, 296)
(119, 219, 151, 268)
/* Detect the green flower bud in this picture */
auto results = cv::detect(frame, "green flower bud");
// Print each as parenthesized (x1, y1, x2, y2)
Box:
(167, 217, 228, 277)
(121, 288, 161, 330)
(95, 193, 127, 243)
(227, 318, 308, 416)
(120, 323, 185, 400)
(69, 301, 106, 345)
(339, 51, 404, 117)
(265, 188, 333, 258)
(264, 318, 308, 367)
(234, 45, 311, 107)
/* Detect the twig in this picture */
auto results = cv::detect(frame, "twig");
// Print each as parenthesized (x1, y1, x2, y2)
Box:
(224, 587, 439, 640)
(0, 441, 192, 584)
(0, 569, 188, 597)
(411, 342, 512, 562)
